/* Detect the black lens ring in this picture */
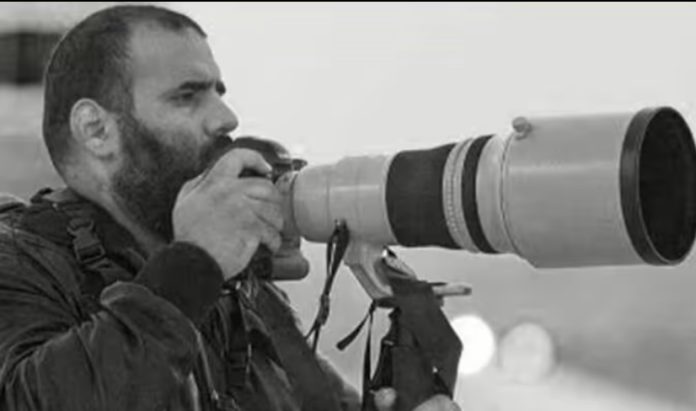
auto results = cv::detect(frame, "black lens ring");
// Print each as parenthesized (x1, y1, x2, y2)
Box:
(620, 107, 696, 264)
(462, 135, 498, 254)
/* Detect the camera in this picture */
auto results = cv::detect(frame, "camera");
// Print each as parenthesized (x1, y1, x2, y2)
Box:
(233, 106, 696, 283)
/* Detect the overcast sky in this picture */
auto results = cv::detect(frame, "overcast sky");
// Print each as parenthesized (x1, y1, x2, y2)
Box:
(176, 2, 696, 163)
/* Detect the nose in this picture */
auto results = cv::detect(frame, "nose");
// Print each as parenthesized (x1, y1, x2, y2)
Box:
(206, 97, 239, 137)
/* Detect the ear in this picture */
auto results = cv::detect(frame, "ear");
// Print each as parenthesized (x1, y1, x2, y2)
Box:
(69, 98, 120, 159)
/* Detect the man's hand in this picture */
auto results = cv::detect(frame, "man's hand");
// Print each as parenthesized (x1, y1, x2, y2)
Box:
(374, 388, 461, 411)
(173, 148, 284, 281)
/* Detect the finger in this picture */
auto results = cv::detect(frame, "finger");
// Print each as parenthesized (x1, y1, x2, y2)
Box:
(224, 204, 282, 252)
(227, 225, 279, 266)
(237, 179, 283, 203)
(374, 388, 397, 411)
(178, 171, 209, 199)
(249, 198, 284, 232)
(229, 235, 262, 276)
(206, 148, 272, 185)
(253, 219, 282, 253)
(229, 148, 273, 176)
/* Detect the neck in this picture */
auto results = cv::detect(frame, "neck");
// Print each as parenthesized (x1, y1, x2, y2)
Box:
(108, 203, 166, 257)
(71, 184, 167, 257)
(105, 195, 167, 257)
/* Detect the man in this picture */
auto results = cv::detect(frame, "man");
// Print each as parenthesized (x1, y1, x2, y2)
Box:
(0, 5, 459, 411)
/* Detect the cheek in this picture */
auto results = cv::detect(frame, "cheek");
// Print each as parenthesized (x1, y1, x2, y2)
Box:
(143, 102, 204, 142)
(157, 118, 200, 145)
(166, 130, 210, 176)
(176, 130, 207, 160)
(148, 119, 205, 156)
(131, 110, 208, 169)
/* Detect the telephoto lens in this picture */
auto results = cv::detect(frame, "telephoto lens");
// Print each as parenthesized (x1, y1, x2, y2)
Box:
(290, 107, 696, 268)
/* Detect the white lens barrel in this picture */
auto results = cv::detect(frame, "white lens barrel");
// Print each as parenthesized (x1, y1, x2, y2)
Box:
(291, 107, 696, 268)
(291, 155, 397, 245)
(499, 113, 646, 267)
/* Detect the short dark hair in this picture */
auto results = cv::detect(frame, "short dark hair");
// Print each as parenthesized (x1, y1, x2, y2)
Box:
(42, 5, 206, 173)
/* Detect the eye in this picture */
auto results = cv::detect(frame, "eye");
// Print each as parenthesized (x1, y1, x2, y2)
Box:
(175, 91, 198, 103)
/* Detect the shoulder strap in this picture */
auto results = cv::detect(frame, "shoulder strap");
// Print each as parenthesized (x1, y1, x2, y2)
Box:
(38, 188, 133, 297)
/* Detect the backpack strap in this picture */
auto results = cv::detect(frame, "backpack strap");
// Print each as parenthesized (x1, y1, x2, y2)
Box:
(39, 188, 134, 298)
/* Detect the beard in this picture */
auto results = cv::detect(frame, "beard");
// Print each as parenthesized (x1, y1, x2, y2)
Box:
(111, 111, 233, 241)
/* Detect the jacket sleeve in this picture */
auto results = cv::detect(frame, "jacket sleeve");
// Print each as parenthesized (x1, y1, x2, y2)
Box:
(0, 238, 224, 411)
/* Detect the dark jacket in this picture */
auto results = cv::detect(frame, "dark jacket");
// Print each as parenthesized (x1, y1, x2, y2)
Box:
(0, 188, 360, 411)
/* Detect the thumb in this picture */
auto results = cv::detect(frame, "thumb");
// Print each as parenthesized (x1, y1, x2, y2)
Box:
(374, 388, 397, 411)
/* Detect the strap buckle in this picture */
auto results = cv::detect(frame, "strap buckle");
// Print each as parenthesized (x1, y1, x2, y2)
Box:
(67, 217, 106, 265)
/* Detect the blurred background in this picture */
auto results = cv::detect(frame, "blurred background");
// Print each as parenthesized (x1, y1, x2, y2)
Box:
(2, 2, 696, 410)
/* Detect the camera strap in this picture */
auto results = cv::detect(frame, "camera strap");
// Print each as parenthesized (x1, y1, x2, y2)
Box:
(336, 299, 377, 409)
(305, 220, 350, 352)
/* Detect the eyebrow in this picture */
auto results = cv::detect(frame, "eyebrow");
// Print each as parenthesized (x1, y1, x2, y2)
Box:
(170, 79, 227, 97)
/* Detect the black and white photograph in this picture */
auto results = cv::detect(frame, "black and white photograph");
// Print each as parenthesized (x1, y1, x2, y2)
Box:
(0, 2, 695, 410)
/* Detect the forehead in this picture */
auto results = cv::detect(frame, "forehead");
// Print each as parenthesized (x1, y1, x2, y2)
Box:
(128, 24, 220, 96)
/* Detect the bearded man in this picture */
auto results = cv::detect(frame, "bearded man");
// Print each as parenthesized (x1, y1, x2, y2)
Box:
(0, 5, 460, 411)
